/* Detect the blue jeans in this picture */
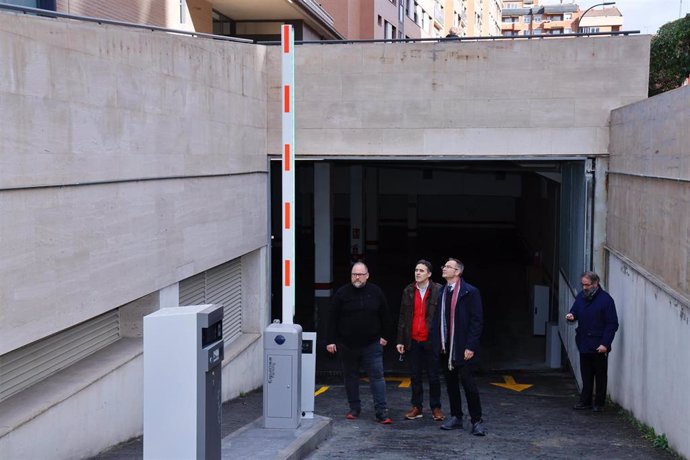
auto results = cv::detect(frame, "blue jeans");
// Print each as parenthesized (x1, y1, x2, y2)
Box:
(340, 341, 388, 415)
(408, 340, 441, 410)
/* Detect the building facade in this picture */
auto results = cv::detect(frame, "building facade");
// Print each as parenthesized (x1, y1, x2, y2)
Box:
(501, 0, 622, 36)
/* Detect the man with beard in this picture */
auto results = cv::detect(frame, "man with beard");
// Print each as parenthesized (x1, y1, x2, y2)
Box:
(566, 271, 619, 412)
(327, 262, 393, 424)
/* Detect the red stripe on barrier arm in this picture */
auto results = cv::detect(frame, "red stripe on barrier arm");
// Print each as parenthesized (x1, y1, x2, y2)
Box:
(284, 260, 291, 286)
(284, 144, 290, 171)
(283, 25, 290, 53)
(284, 85, 290, 113)
(285, 202, 291, 229)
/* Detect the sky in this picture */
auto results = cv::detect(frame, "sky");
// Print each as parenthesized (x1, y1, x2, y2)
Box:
(577, 0, 690, 34)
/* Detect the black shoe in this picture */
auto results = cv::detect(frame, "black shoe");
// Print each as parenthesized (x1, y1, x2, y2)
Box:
(592, 405, 603, 413)
(573, 403, 592, 410)
(471, 420, 487, 436)
(440, 415, 463, 430)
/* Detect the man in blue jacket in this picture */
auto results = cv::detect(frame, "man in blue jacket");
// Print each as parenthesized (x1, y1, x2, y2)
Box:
(566, 271, 619, 412)
(431, 258, 486, 435)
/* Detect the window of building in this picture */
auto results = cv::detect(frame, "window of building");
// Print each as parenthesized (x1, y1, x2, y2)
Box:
(523, 15, 530, 23)
(550, 14, 563, 21)
(4, 0, 56, 9)
(384, 20, 397, 40)
(180, 0, 186, 24)
(533, 28, 542, 35)
(533, 15, 542, 23)
(564, 13, 572, 20)
(580, 27, 600, 33)
(378, 15, 383, 26)
(565, 27, 572, 33)
(399, 0, 404, 22)
(212, 9, 233, 36)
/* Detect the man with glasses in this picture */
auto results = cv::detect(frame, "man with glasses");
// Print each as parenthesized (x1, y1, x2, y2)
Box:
(566, 271, 619, 412)
(396, 260, 445, 422)
(431, 258, 487, 435)
(327, 262, 393, 424)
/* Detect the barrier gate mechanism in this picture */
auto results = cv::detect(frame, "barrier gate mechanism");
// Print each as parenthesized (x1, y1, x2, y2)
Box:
(301, 332, 317, 418)
(264, 321, 302, 429)
(143, 304, 224, 460)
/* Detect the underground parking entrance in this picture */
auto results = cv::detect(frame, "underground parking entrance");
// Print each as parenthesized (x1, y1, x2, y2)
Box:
(269, 158, 594, 375)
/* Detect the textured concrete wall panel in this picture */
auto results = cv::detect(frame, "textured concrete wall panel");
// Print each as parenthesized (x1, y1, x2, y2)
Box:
(608, 86, 690, 297)
(0, 12, 267, 189)
(267, 36, 650, 157)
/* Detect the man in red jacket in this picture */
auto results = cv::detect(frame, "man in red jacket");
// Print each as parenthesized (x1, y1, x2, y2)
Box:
(396, 260, 445, 422)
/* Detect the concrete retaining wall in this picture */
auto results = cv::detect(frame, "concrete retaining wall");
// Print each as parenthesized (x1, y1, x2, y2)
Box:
(0, 11, 268, 354)
(606, 85, 690, 458)
(267, 36, 650, 158)
(0, 11, 269, 458)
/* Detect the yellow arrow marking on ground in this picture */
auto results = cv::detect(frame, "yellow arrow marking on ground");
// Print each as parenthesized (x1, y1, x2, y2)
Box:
(490, 375, 533, 392)
(314, 386, 329, 397)
(362, 376, 411, 388)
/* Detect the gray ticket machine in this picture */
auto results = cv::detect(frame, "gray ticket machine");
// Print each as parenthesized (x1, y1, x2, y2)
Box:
(263, 321, 302, 429)
(144, 304, 224, 460)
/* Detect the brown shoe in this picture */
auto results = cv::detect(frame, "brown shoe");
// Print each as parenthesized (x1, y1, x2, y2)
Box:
(432, 408, 445, 421)
(404, 406, 423, 420)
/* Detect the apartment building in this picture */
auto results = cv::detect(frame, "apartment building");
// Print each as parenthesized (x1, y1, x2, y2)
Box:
(501, 0, 623, 37)
(8, 0, 343, 40)
(319, 0, 502, 40)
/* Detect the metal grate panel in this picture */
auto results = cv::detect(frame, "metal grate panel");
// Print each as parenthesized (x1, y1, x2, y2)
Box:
(179, 258, 242, 345)
(0, 310, 120, 403)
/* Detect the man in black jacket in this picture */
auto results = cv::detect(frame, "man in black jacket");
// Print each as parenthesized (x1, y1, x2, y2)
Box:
(396, 260, 445, 422)
(327, 262, 393, 424)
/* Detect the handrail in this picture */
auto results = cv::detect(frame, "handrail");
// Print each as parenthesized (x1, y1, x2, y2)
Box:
(258, 29, 640, 45)
(0, 1, 253, 44)
(0, 1, 640, 47)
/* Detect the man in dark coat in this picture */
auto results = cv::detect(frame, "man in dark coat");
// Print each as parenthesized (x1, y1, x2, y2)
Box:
(396, 260, 444, 422)
(327, 262, 393, 424)
(431, 258, 486, 435)
(566, 271, 619, 412)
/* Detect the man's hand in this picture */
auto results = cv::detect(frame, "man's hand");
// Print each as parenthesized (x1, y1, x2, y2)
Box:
(464, 349, 474, 361)
(565, 313, 575, 321)
(380, 338, 388, 346)
(326, 344, 337, 354)
(396, 344, 405, 354)
(596, 345, 608, 353)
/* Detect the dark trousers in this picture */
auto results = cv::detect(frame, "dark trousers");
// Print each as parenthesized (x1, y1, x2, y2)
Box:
(440, 353, 482, 423)
(340, 341, 388, 415)
(408, 340, 441, 410)
(579, 352, 608, 407)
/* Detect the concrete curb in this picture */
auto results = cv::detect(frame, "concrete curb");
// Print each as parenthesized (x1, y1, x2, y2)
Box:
(221, 415, 332, 459)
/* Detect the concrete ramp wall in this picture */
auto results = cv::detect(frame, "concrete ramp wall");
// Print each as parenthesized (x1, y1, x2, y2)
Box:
(267, 36, 650, 158)
(607, 85, 690, 458)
